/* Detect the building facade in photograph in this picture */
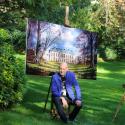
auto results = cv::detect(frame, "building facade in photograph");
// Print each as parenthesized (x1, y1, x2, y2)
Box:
(43, 48, 79, 64)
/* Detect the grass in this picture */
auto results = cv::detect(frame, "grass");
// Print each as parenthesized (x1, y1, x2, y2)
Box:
(0, 54, 125, 125)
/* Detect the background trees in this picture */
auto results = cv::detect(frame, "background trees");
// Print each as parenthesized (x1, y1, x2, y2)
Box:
(1, 0, 124, 60)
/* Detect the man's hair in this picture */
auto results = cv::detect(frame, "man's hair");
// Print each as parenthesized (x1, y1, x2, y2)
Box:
(60, 62, 68, 68)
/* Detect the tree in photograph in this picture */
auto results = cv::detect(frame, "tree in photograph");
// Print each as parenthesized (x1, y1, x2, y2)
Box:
(36, 23, 62, 64)
(75, 31, 91, 65)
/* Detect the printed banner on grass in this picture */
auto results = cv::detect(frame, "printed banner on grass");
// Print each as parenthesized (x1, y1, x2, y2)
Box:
(26, 19, 97, 79)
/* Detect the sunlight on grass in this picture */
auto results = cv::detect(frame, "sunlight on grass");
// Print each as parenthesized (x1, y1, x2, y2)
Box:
(0, 55, 125, 125)
(14, 54, 26, 61)
(97, 67, 111, 74)
(34, 102, 44, 108)
(120, 70, 125, 75)
(86, 109, 94, 114)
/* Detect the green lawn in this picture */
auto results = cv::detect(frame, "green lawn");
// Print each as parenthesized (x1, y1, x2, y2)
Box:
(0, 55, 125, 125)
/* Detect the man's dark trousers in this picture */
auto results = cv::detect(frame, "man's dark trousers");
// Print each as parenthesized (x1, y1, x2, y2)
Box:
(52, 96, 82, 123)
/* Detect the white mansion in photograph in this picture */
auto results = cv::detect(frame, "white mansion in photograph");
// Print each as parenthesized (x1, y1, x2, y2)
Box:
(43, 48, 79, 64)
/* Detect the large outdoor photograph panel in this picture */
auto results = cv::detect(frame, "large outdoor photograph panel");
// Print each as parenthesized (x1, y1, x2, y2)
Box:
(26, 19, 97, 79)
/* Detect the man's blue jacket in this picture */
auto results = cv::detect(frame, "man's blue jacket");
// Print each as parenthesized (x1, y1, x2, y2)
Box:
(51, 71, 82, 102)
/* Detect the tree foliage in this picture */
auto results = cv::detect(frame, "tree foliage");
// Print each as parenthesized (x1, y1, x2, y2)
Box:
(0, 0, 125, 58)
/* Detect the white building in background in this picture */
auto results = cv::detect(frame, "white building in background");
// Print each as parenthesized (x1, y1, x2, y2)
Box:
(43, 48, 78, 64)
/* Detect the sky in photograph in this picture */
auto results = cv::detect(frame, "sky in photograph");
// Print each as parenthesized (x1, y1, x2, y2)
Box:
(46, 24, 83, 57)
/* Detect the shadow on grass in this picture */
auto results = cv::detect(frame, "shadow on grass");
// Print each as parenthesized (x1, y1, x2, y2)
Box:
(81, 71, 125, 125)
(22, 75, 52, 114)
(20, 75, 85, 125)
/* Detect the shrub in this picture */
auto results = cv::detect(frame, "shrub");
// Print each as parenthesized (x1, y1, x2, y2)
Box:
(12, 29, 25, 52)
(0, 28, 11, 44)
(105, 47, 117, 60)
(0, 43, 26, 110)
(0, 28, 25, 52)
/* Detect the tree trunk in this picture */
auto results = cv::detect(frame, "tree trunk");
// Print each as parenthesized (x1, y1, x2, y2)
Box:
(64, 5, 70, 27)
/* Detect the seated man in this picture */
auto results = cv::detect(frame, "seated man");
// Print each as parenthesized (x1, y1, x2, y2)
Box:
(51, 62, 82, 123)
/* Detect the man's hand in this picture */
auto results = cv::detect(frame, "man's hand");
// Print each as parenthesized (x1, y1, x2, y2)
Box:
(60, 97, 68, 109)
(75, 100, 82, 107)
